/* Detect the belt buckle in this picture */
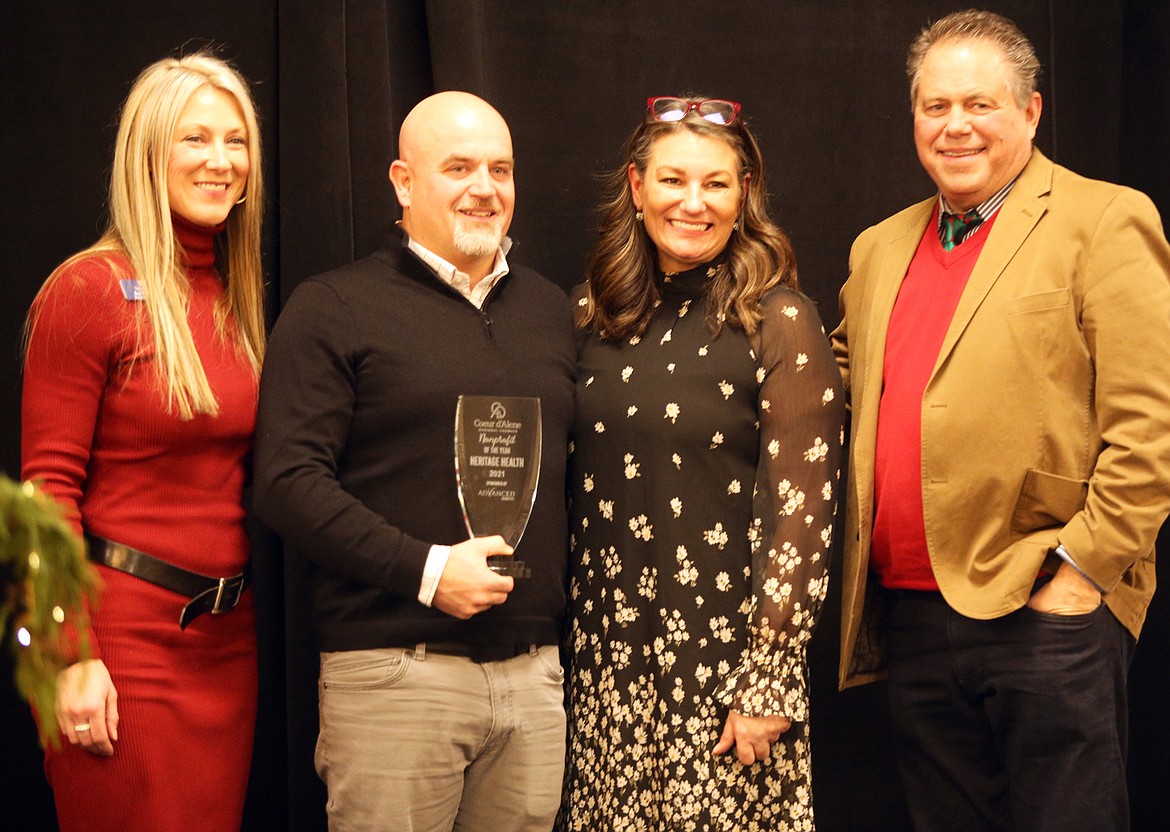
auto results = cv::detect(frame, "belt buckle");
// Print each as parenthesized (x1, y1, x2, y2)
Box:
(211, 575, 245, 615)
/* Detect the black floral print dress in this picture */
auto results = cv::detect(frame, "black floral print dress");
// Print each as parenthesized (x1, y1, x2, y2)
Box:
(564, 263, 845, 831)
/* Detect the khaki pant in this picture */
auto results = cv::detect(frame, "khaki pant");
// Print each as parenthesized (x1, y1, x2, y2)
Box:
(315, 644, 566, 832)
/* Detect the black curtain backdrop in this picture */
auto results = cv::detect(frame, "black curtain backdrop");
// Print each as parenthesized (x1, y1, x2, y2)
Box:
(3, 2, 1167, 830)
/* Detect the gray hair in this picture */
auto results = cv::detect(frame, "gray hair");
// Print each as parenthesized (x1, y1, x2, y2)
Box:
(907, 9, 1040, 109)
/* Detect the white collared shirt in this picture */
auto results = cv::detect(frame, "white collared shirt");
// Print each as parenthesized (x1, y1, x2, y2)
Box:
(406, 234, 513, 309)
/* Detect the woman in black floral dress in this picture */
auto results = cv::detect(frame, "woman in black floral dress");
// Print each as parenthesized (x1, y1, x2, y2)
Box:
(564, 97, 845, 831)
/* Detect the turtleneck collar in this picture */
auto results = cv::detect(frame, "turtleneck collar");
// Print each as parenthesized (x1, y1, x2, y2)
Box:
(171, 213, 225, 271)
(657, 253, 727, 300)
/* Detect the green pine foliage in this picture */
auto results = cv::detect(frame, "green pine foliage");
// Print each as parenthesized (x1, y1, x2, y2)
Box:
(1, 476, 97, 748)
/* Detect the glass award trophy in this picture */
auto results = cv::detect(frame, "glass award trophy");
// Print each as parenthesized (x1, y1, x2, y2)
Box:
(454, 395, 542, 578)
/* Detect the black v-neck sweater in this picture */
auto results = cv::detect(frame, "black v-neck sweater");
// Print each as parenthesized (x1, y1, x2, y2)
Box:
(255, 231, 576, 651)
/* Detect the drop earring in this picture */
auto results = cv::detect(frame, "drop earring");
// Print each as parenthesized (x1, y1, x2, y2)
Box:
(635, 211, 644, 222)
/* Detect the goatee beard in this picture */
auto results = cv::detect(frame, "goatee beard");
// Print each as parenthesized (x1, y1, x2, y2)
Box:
(453, 221, 503, 258)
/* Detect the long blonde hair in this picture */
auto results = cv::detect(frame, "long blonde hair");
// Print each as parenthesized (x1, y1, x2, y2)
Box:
(28, 51, 265, 419)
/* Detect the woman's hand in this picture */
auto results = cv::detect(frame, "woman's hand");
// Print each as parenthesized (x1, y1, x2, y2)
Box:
(713, 710, 791, 765)
(56, 659, 118, 755)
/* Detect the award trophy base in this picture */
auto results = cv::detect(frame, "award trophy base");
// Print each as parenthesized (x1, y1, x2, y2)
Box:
(487, 556, 532, 578)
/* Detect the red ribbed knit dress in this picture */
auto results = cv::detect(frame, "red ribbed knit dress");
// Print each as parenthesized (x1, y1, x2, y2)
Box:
(21, 215, 258, 832)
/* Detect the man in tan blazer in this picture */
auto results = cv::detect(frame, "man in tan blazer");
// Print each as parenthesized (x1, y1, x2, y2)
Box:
(831, 9, 1170, 832)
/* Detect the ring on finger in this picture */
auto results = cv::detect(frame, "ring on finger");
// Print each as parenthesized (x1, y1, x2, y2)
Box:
(74, 723, 91, 733)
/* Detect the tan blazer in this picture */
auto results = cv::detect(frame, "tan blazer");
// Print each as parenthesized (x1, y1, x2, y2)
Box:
(831, 150, 1170, 689)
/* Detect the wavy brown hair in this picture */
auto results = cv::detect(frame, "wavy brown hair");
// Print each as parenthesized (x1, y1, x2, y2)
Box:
(579, 99, 797, 340)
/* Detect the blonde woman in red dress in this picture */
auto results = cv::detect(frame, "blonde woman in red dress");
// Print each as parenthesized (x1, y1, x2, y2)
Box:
(21, 52, 266, 831)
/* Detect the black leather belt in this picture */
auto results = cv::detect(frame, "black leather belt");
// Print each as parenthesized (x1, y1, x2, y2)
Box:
(84, 534, 249, 630)
(422, 641, 539, 663)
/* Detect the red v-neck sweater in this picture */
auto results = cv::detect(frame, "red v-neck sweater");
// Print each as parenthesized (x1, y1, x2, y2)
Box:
(871, 208, 997, 590)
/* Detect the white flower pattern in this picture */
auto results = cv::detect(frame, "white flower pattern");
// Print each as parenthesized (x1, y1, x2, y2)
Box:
(628, 514, 654, 541)
(803, 436, 829, 463)
(565, 277, 845, 831)
(704, 522, 730, 549)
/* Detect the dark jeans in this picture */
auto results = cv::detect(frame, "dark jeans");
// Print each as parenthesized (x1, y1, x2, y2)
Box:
(886, 591, 1135, 832)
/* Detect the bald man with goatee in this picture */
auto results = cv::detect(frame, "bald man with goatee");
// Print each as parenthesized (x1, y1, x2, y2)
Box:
(255, 91, 575, 830)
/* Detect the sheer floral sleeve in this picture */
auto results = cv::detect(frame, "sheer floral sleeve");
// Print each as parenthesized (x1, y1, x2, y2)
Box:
(716, 287, 845, 720)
